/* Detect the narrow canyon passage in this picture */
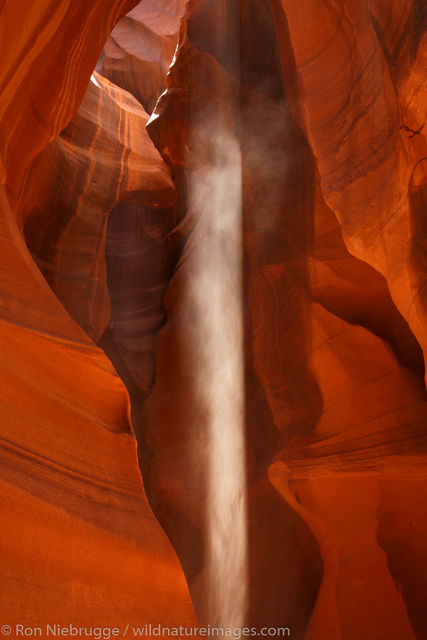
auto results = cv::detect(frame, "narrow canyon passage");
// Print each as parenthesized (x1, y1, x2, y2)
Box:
(1, 1, 427, 639)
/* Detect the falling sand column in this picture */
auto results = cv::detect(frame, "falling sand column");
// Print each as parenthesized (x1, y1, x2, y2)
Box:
(186, 125, 247, 627)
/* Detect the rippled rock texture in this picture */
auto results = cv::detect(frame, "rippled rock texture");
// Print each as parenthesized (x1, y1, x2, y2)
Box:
(0, 0, 197, 631)
(1, 0, 427, 638)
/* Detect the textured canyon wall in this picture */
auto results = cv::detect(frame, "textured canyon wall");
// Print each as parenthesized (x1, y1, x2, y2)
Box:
(1, 0, 427, 639)
(0, 0, 198, 631)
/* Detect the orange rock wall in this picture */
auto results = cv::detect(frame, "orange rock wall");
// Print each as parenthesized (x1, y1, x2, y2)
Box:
(0, 0, 198, 632)
(1, 0, 427, 638)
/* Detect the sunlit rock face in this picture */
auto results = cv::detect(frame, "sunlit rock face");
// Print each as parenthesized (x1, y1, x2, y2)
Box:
(1, 0, 427, 638)
(99, 0, 188, 113)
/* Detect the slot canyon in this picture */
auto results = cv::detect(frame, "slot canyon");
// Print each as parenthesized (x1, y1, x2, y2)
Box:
(0, 1, 427, 638)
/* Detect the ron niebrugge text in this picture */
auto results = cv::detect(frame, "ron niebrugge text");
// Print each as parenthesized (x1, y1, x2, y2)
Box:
(3, 624, 291, 639)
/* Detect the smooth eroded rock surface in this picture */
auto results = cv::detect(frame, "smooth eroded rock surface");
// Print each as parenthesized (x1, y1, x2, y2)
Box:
(1, 0, 427, 638)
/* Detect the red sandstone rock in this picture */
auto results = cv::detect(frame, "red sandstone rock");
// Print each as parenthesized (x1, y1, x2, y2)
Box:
(0, 182, 198, 630)
(143, 2, 427, 635)
(0, 0, 198, 632)
(0, 0, 137, 207)
(22, 71, 175, 341)
(99, 0, 187, 113)
(1, 0, 427, 638)
(276, 0, 427, 377)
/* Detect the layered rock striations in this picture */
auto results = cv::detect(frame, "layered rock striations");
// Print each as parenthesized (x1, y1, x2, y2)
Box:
(99, 0, 187, 113)
(1, 0, 137, 207)
(23, 71, 176, 341)
(1, 0, 427, 638)
(0, 0, 198, 631)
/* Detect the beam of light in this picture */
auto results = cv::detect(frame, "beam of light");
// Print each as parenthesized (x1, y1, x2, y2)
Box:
(187, 125, 248, 627)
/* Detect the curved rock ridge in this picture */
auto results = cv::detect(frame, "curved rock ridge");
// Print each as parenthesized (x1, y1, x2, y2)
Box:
(22, 71, 175, 341)
(99, 0, 188, 113)
(276, 0, 427, 379)
(0, 180, 198, 629)
(0, 0, 138, 207)
(0, 0, 199, 631)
